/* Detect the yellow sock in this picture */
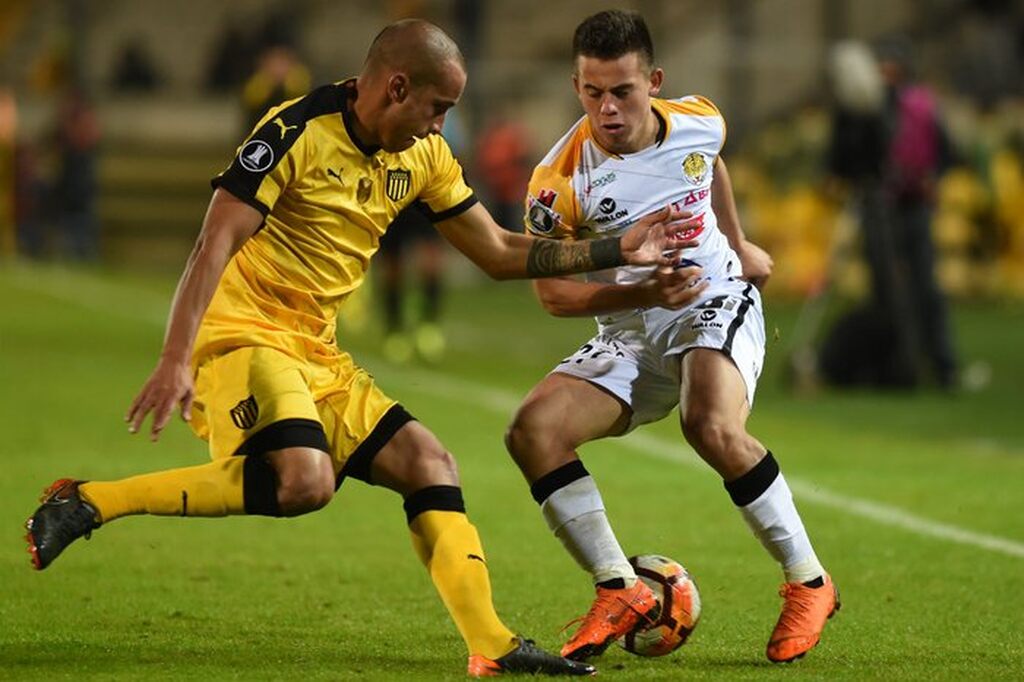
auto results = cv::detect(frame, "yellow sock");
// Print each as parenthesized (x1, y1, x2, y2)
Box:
(79, 458, 246, 523)
(410, 510, 517, 659)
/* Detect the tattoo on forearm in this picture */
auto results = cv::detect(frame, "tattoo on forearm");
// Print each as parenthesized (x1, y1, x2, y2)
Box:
(526, 237, 624, 277)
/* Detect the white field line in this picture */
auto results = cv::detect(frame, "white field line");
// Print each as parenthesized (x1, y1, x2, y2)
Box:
(388, 366, 1024, 560)
(9, 266, 1024, 560)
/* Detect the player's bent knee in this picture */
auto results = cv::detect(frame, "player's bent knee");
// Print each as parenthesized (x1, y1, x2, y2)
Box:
(277, 477, 334, 515)
(680, 412, 739, 456)
(506, 404, 558, 458)
(407, 446, 458, 487)
(269, 448, 335, 516)
(680, 412, 763, 478)
(371, 421, 460, 494)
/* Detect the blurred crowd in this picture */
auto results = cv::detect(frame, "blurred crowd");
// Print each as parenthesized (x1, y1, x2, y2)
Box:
(1, 2, 1021, 316)
(732, 53, 1024, 305)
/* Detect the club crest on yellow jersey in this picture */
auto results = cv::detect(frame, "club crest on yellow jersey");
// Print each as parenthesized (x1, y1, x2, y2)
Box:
(386, 168, 412, 201)
(229, 394, 259, 430)
(682, 152, 708, 185)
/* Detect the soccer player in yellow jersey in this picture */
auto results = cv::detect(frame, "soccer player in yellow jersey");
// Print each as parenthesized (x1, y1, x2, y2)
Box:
(24, 19, 694, 678)
(505, 10, 838, 665)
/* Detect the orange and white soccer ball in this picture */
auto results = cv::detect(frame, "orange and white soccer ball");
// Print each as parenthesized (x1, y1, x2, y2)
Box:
(618, 554, 701, 657)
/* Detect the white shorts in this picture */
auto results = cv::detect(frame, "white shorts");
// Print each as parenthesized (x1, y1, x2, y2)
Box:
(551, 278, 765, 431)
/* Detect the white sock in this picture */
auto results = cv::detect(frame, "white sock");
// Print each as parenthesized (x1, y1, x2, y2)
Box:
(737, 473, 825, 584)
(541, 476, 635, 586)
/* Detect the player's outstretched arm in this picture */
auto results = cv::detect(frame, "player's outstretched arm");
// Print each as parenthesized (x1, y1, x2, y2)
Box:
(126, 189, 262, 441)
(533, 264, 707, 317)
(712, 156, 773, 288)
(435, 203, 693, 279)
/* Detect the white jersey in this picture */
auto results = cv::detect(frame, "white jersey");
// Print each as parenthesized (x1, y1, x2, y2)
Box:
(524, 96, 740, 331)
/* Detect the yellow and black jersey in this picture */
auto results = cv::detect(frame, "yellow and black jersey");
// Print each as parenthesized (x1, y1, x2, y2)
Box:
(197, 79, 476, 364)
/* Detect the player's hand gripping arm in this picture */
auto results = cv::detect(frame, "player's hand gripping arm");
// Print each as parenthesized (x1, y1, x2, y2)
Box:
(126, 189, 262, 441)
(434, 203, 692, 279)
(712, 156, 773, 288)
(532, 263, 707, 317)
(530, 208, 708, 316)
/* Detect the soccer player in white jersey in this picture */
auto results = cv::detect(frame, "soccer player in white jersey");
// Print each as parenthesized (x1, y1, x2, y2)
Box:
(505, 10, 839, 664)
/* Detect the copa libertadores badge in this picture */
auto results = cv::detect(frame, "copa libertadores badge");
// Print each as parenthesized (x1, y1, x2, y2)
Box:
(230, 395, 259, 430)
(239, 140, 274, 172)
(386, 168, 411, 201)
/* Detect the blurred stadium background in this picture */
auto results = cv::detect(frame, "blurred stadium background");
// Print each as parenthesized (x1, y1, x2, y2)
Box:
(2, 1, 1023, 679)
(2, 0, 1022, 297)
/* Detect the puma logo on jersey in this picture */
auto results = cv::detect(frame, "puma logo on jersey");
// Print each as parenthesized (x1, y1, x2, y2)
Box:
(273, 117, 298, 139)
(326, 167, 344, 184)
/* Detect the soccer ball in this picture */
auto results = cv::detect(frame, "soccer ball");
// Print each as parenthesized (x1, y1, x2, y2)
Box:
(617, 554, 701, 657)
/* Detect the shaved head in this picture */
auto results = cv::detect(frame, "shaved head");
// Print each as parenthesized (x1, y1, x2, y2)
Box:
(364, 19, 465, 86)
(352, 19, 467, 152)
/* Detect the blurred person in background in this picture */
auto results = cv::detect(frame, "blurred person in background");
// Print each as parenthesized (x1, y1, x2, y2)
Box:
(205, 21, 258, 94)
(13, 129, 43, 259)
(822, 39, 958, 390)
(111, 39, 162, 93)
(24, 19, 692, 678)
(0, 86, 16, 258)
(377, 203, 448, 364)
(476, 105, 532, 232)
(242, 43, 312, 131)
(876, 37, 958, 389)
(53, 88, 101, 261)
(376, 110, 469, 365)
(822, 41, 918, 388)
(505, 10, 837, 666)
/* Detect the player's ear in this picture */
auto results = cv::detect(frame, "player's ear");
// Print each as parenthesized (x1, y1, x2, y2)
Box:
(387, 74, 410, 103)
(649, 67, 664, 96)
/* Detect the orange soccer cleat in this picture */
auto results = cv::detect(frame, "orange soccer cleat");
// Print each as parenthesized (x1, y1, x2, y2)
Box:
(560, 581, 660, 661)
(467, 636, 594, 677)
(766, 573, 840, 663)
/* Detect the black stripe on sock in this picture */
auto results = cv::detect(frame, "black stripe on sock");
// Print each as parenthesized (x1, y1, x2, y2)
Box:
(337, 404, 416, 489)
(530, 460, 590, 505)
(724, 450, 779, 507)
(403, 485, 466, 524)
(242, 454, 282, 517)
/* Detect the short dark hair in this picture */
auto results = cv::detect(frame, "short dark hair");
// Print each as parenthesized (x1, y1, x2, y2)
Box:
(572, 10, 654, 69)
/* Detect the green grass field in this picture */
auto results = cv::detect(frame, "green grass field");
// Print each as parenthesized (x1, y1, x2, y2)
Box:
(2, 262, 1023, 680)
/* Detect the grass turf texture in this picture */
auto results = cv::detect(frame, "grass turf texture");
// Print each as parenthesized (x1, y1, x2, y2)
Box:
(1, 263, 1022, 680)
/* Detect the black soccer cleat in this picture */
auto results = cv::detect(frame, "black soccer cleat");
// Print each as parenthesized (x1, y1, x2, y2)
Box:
(25, 479, 101, 570)
(468, 636, 596, 677)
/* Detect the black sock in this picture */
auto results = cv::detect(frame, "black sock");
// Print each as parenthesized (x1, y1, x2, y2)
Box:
(422, 275, 441, 322)
(242, 454, 282, 517)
